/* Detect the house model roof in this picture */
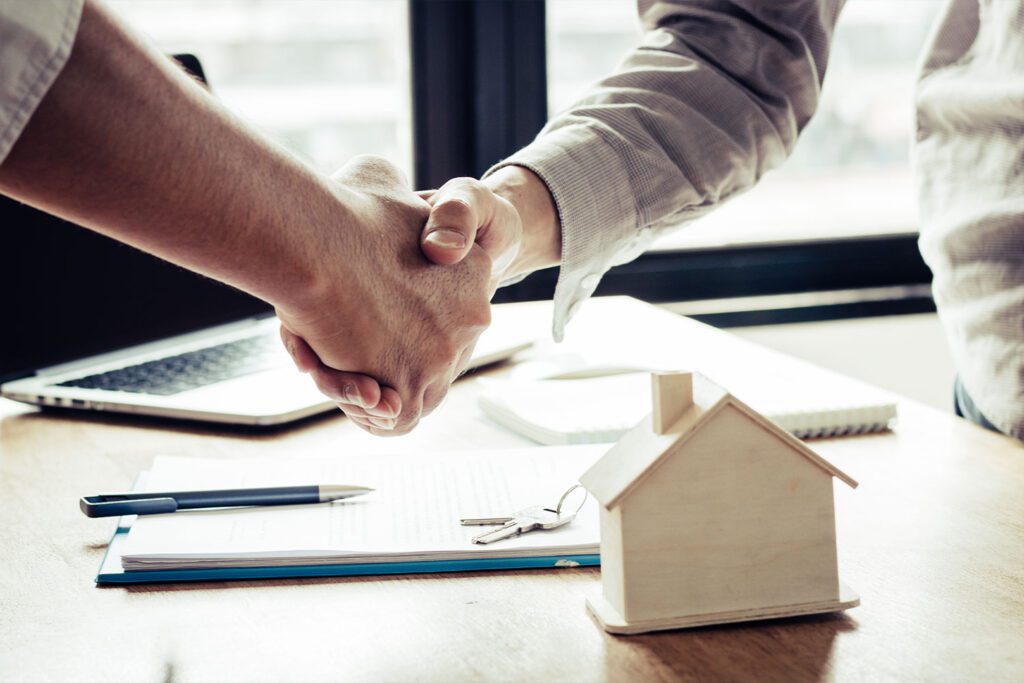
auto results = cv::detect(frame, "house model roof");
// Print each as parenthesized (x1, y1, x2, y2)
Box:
(580, 372, 858, 509)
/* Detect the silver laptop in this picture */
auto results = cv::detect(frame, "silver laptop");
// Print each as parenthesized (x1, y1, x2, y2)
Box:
(0, 56, 532, 425)
(0, 199, 532, 426)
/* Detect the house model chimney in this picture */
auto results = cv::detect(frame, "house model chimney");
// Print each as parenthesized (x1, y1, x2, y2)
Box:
(651, 371, 694, 434)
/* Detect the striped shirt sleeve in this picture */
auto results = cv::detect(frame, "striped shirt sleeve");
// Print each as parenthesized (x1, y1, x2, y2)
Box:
(489, 0, 843, 340)
(0, 0, 84, 165)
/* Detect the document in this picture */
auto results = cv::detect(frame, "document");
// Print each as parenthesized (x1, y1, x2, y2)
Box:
(120, 446, 605, 571)
(478, 371, 897, 444)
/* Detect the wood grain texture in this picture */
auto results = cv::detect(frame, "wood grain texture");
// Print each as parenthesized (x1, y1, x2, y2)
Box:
(616, 406, 841, 623)
(651, 371, 692, 434)
(2, 296, 1023, 682)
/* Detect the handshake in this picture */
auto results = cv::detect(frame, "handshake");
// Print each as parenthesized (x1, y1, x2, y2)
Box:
(274, 156, 558, 437)
(0, 0, 562, 439)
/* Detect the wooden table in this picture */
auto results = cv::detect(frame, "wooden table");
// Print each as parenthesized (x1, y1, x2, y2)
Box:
(2, 297, 1022, 682)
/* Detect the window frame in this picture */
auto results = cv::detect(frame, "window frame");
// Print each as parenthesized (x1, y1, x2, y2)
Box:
(409, 0, 933, 325)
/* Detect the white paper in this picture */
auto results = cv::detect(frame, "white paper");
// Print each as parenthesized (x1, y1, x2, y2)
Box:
(121, 446, 606, 570)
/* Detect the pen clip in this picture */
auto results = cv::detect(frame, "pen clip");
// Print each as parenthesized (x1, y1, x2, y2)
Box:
(79, 496, 179, 518)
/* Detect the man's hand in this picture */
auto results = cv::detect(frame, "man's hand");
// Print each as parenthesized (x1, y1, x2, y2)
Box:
(419, 166, 561, 282)
(0, 1, 492, 438)
(275, 156, 494, 436)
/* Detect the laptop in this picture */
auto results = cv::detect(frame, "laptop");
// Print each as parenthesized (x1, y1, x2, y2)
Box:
(0, 58, 533, 427)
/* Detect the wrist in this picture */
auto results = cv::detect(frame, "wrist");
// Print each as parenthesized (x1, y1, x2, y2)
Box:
(484, 165, 561, 279)
(274, 178, 363, 318)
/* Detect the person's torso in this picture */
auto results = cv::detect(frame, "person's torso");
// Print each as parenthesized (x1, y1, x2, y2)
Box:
(914, 0, 1024, 438)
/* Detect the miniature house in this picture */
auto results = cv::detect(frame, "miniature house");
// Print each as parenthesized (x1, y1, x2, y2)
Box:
(581, 371, 859, 634)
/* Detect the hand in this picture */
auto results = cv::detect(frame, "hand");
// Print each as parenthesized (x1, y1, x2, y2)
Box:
(419, 166, 561, 281)
(276, 155, 494, 436)
(419, 177, 523, 283)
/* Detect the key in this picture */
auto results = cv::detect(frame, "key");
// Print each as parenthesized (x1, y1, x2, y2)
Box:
(460, 516, 515, 526)
(470, 505, 576, 544)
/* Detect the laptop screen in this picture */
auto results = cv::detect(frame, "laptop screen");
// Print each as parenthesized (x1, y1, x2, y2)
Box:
(0, 54, 272, 384)
(0, 55, 274, 384)
(0, 200, 272, 383)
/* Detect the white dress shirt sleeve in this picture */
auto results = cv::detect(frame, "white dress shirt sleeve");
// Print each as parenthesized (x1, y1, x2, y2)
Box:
(488, 0, 843, 340)
(0, 0, 84, 165)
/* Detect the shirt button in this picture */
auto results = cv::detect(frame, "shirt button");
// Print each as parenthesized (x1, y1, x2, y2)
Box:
(581, 273, 600, 290)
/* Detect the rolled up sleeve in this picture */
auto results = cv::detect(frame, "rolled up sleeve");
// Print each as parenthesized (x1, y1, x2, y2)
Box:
(0, 0, 84, 165)
(489, 0, 843, 340)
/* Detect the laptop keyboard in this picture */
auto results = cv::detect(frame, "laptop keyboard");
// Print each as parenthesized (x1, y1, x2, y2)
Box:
(56, 334, 283, 396)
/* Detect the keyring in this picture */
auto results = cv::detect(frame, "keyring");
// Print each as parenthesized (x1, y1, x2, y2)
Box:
(555, 483, 588, 516)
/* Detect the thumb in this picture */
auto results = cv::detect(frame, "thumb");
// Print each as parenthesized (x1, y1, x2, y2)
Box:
(421, 200, 476, 265)
(420, 178, 488, 266)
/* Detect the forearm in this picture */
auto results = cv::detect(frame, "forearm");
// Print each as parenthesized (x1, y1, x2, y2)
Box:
(0, 0, 353, 311)
(484, 0, 842, 338)
(526, 0, 842, 235)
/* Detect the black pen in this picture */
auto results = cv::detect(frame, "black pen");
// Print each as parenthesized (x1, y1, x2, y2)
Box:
(79, 484, 373, 517)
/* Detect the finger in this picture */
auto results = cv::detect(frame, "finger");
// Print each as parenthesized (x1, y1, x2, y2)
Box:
(279, 322, 402, 420)
(367, 416, 397, 431)
(421, 178, 490, 265)
(475, 196, 521, 280)
(307, 365, 383, 410)
(416, 189, 437, 200)
(342, 405, 393, 432)
(337, 386, 402, 424)
(335, 404, 372, 419)
(347, 415, 394, 437)
(333, 399, 391, 422)
(279, 325, 320, 373)
(372, 386, 403, 419)
(347, 414, 376, 429)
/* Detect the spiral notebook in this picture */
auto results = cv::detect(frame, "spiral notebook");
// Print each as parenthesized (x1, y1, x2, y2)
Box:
(478, 373, 897, 445)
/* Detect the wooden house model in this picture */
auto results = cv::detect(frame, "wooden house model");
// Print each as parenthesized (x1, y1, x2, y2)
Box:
(580, 371, 859, 634)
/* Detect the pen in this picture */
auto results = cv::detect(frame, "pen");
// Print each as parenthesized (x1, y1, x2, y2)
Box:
(79, 484, 373, 518)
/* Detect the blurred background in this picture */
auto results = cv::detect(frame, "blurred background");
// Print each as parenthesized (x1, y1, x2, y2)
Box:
(109, 0, 953, 410)
(111, 0, 940, 244)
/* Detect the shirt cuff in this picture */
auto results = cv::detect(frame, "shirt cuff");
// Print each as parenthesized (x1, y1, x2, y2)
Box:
(0, 0, 84, 165)
(487, 124, 643, 341)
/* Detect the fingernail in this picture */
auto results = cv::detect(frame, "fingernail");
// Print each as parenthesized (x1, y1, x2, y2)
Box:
(342, 383, 363, 407)
(424, 229, 466, 250)
(365, 401, 395, 418)
(368, 417, 395, 430)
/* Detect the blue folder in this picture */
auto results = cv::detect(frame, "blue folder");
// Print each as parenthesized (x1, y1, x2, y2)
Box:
(96, 518, 600, 585)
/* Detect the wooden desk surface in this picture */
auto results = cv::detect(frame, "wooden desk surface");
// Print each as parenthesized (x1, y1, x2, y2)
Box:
(2, 297, 1022, 682)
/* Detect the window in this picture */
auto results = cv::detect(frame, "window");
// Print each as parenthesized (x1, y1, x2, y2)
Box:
(105, 0, 941, 319)
(109, 0, 413, 176)
(547, 0, 944, 248)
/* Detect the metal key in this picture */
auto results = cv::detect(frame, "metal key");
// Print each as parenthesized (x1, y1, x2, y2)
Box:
(459, 515, 515, 526)
(467, 505, 576, 544)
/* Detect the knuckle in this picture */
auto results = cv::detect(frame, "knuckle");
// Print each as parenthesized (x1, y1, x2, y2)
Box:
(435, 197, 474, 223)
(350, 153, 390, 169)
(472, 303, 492, 330)
(422, 385, 449, 417)
(343, 154, 407, 189)
(440, 176, 480, 192)
(394, 411, 421, 436)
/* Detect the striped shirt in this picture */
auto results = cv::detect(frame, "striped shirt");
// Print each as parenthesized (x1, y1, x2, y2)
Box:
(491, 0, 1024, 439)
(0, 0, 82, 164)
